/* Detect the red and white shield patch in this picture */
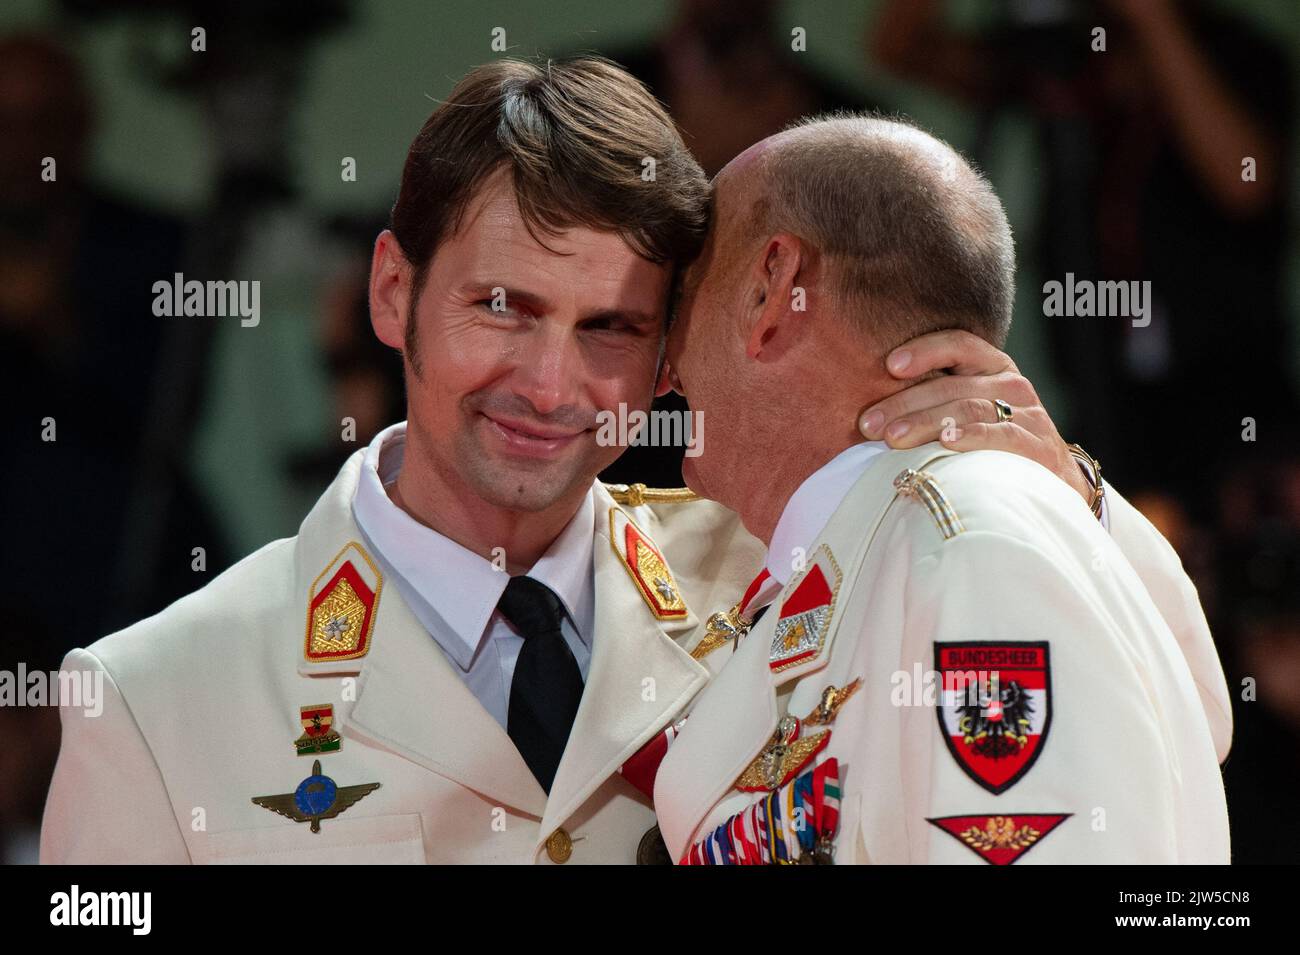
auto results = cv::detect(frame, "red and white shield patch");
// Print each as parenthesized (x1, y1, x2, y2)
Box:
(769, 547, 842, 673)
(935, 642, 1051, 794)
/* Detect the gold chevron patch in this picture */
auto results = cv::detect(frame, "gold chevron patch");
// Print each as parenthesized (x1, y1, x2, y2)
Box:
(609, 509, 687, 620)
(304, 542, 382, 662)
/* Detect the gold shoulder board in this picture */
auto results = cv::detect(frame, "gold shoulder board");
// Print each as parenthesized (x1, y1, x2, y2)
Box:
(605, 482, 699, 507)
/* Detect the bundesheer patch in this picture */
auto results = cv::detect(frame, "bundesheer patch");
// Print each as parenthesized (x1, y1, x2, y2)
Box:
(927, 813, 1071, 865)
(935, 642, 1051, 794)
(609, 508, 687, 620)
(769, 546, 842, 673)
(304, 542, 382, 662)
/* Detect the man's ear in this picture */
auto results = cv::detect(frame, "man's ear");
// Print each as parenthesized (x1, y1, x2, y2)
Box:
(369, 230, 412, 350)
(745, 232, 806, 360)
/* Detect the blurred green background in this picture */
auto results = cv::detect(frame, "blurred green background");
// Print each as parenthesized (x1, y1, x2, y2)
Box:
(3, 0, 1296, 554)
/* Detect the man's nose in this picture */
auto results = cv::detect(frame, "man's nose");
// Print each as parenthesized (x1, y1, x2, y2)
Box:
(512, 322, 581, 415)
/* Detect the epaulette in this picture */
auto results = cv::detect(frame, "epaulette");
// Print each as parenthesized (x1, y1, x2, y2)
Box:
(893, 468, 964, 540)
(604, 482, 699, 506)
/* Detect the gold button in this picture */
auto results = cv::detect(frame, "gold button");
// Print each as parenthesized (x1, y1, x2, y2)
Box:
(545, 827, 573, 864)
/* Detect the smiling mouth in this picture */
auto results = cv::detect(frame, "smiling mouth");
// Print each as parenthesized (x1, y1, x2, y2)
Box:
(481, 413, 587, 457)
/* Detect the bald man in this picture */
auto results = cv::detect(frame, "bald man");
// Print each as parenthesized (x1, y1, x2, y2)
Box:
(652, 115, 1231, 865)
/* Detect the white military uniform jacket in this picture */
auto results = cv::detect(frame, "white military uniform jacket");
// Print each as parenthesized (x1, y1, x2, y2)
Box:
(39, 449, 761, 864)
(654, 444, 1232, 865)
(42, 444, 1225, 864)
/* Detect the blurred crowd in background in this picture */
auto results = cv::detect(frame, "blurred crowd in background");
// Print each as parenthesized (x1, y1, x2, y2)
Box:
(1, 0, 1296, 863)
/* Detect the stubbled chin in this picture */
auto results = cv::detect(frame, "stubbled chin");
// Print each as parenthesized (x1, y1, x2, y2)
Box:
(474, 438, 601, 512)
(472, 466, 575, 513)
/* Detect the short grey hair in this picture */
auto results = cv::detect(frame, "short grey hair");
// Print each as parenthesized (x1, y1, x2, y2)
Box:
(747, 113, 1015, 348)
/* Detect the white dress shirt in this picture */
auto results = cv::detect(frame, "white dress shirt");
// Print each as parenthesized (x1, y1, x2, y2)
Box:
(764, 441, 1109, 587)
(351, 422, 595, 730)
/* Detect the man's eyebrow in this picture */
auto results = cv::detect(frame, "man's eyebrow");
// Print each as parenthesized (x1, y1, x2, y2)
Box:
(580, 307, 661, 325)
(456, 283, 658, 325)
(455, 282, 551, 311)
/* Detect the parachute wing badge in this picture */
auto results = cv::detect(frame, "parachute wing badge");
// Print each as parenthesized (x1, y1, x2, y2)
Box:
(251, 760, 381, 833)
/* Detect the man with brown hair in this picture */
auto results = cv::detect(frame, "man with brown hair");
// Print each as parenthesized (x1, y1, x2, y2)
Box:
(43, 55, 747, 865)
(41, 60, 1204, 864)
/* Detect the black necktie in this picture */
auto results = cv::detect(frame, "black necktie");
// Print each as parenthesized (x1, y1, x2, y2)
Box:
(497, 575, 584, 793)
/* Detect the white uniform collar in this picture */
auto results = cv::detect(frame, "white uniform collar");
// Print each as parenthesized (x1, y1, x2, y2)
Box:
(765, 440, 890, 586)
(351, 421, 595, 671)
